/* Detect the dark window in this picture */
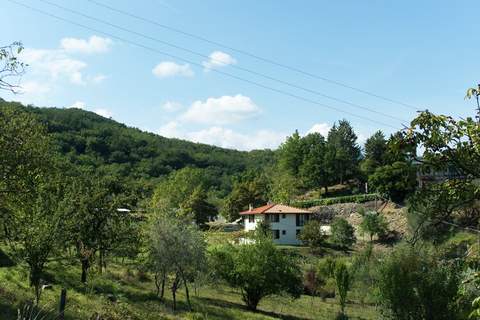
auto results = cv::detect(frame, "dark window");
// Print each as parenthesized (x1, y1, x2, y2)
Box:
(282, 230, 286, 235)
(272, 229, 280, 239)
(282, 214, 286, 219)
(272, 214, 279, 222)
(248, 215, 255, 223)
(296, 214, 310, 226)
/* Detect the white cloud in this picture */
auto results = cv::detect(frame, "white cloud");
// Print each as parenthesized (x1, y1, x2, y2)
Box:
(21, 48, 87, 85)
(202, 51, 237, 70)
(60, 35, 112, 54)
(306, 123, 331, 136)
(152, 61, 194, 78)
(94, 108, 113, 118)
(180, 94, 260, 125)
(161, 101, 183, 112)
(92, 74, 107, 84)
(68, 101, 86, 109)
(157, 123, 285, 151)
(18, 81, 51, 95)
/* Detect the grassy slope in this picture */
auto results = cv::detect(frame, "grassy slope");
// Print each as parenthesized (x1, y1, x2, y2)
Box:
(0, 250, 378, 320)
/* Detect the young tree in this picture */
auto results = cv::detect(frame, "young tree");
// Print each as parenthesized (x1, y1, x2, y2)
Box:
(298, 220, 327, 250)
(334, 262, 351, 317)
(359, 210, 388, 242)
(149, 212, 207, 311)
(210, 239, 303, 310)
(330, 217, 356, 248)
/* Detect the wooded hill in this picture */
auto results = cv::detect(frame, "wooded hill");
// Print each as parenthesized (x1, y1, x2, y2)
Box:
(0, 98, 275, 197)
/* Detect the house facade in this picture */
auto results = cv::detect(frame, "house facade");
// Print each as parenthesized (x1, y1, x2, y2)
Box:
(240, 204, 312, 245)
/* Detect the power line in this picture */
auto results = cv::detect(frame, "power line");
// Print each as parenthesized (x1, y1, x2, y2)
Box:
(36, 0, 409, 124)
(86, 0, 420, 112)
(7, 0, 400, 130)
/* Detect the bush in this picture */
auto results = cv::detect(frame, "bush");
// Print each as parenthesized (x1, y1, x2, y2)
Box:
(292, 194, 379, 208)
(359, 210, 388, 242)
(376, 245, 461, 320)
(330, 217, 356, 248)
(298, 220, 327, 249)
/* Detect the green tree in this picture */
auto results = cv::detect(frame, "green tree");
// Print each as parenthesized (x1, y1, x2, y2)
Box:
(299, 132, 329, 192)
(210, 239, 303, 310)
(368, 161, 417, 202)
(359, 210, 388, 242)
(180, 186, 218, 226)
(298, 220, 327, 249)
(330, 217, 356, 248)
(361, 131, 387, 177)
(334, 262, 351, 317)
(149, 212, 207, 311)
(278, 130, 304, 176)
(376, 245, 460, 320)
(326, 120, 361, 184)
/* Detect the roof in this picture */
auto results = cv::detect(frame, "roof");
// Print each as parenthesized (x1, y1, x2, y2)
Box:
(239, 203, 311, 215)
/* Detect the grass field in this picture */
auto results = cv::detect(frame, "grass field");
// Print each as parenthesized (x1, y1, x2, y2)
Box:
(0, 244, 379, 320)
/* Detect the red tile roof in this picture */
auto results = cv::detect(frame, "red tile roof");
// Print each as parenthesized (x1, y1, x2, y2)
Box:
(240, 203, 311, 215)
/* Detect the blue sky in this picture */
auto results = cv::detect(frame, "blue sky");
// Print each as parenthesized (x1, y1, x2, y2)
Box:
(1, 0, 479, 150)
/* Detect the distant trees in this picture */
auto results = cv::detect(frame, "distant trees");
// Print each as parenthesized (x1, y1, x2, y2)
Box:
(361, 131, 387, 177)
(368, 161, 416, 202)
(210, 239, 303, 310)
(330, 217, 356, 248)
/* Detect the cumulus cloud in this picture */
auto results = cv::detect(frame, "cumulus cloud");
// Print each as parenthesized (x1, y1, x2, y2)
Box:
(94, 108, 113, 118)
(306, 123, 331, 136)
(60, 35, 113, 54)
(180, 94, 260, 125)
(152, 62, 194, 78)
(202, 51, 236, 70)
(68, 101, 86, 109)
(161, 101, 183, 112)
(157, 122, 285, 151)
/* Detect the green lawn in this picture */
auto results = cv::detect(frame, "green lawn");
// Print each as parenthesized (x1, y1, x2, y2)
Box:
(0, 248, 379, 320)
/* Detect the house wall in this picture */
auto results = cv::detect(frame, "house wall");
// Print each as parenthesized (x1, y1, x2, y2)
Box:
(243, 213, 303, 245)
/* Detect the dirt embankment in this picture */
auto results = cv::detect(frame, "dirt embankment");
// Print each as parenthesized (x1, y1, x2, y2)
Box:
(308, 200, 409, 238)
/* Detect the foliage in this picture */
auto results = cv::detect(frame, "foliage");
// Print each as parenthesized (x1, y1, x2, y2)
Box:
(361, 131, 387, 177)
(330, 217, 356, 248)
(149, 212, 207, 310)
(368, 161, 416, 203)
(359, 210, 388, 242)
(298, 220, 327, 249)
(334, 262, 351, 316)
(0, 42, 25, 93)
(375, 244, 461, 320)
(210, 239, 303, 310)
(292, 193, 378, 208)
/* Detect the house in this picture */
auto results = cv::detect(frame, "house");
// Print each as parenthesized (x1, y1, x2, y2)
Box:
(240, 203, 312, 245)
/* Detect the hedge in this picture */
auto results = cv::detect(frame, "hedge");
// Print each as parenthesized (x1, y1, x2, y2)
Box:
(291, 193, 379, 208)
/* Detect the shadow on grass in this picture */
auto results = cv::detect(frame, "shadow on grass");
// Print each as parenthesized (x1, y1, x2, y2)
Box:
(0, 249, 15, 268)
(196, 296, 310, 320)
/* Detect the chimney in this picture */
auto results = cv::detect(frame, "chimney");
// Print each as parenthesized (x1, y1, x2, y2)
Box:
(248, 204, 253, 212)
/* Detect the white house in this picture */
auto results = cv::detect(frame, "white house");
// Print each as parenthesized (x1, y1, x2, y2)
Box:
(240, 203, 312, 245)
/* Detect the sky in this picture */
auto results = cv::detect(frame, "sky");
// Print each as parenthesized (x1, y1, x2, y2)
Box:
(1, 0, 479, 151)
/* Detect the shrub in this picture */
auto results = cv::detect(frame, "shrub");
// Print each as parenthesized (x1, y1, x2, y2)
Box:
(292, 194, 379, 208)
(359, 209, 388, 242)
(334, 262, 351, 316)
(298, 220, 327, 250)
(330, 217, 356, 248)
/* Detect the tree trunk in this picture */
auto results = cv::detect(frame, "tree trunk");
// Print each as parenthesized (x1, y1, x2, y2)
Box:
(171, 274, 180, 311)
(324, 185, 328, 195)
(81, 259, 89, 283)
(154, 273, 160, 297)
(160, 271, 166, 300)
(181, 273, 192, 311)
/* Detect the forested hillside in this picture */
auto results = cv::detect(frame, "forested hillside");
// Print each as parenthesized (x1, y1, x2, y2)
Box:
(0, 99, 275, 197)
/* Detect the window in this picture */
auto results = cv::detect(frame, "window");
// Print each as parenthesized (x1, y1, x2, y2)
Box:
(296, 229, 301, 238)
(272, 229, 280, 239)
(282, 230, 286, 235)
(296, 214, 310, 226)
(248, 215, 255, 223)
(282, 214, 286, 219)
(267, 214, 279, 223)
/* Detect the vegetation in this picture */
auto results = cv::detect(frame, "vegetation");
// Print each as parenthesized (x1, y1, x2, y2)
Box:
(359, 210, 388, 242)
(330, 217, 356, 248)
(298, 220, 327, 249)
(210, 239, 303, 311)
